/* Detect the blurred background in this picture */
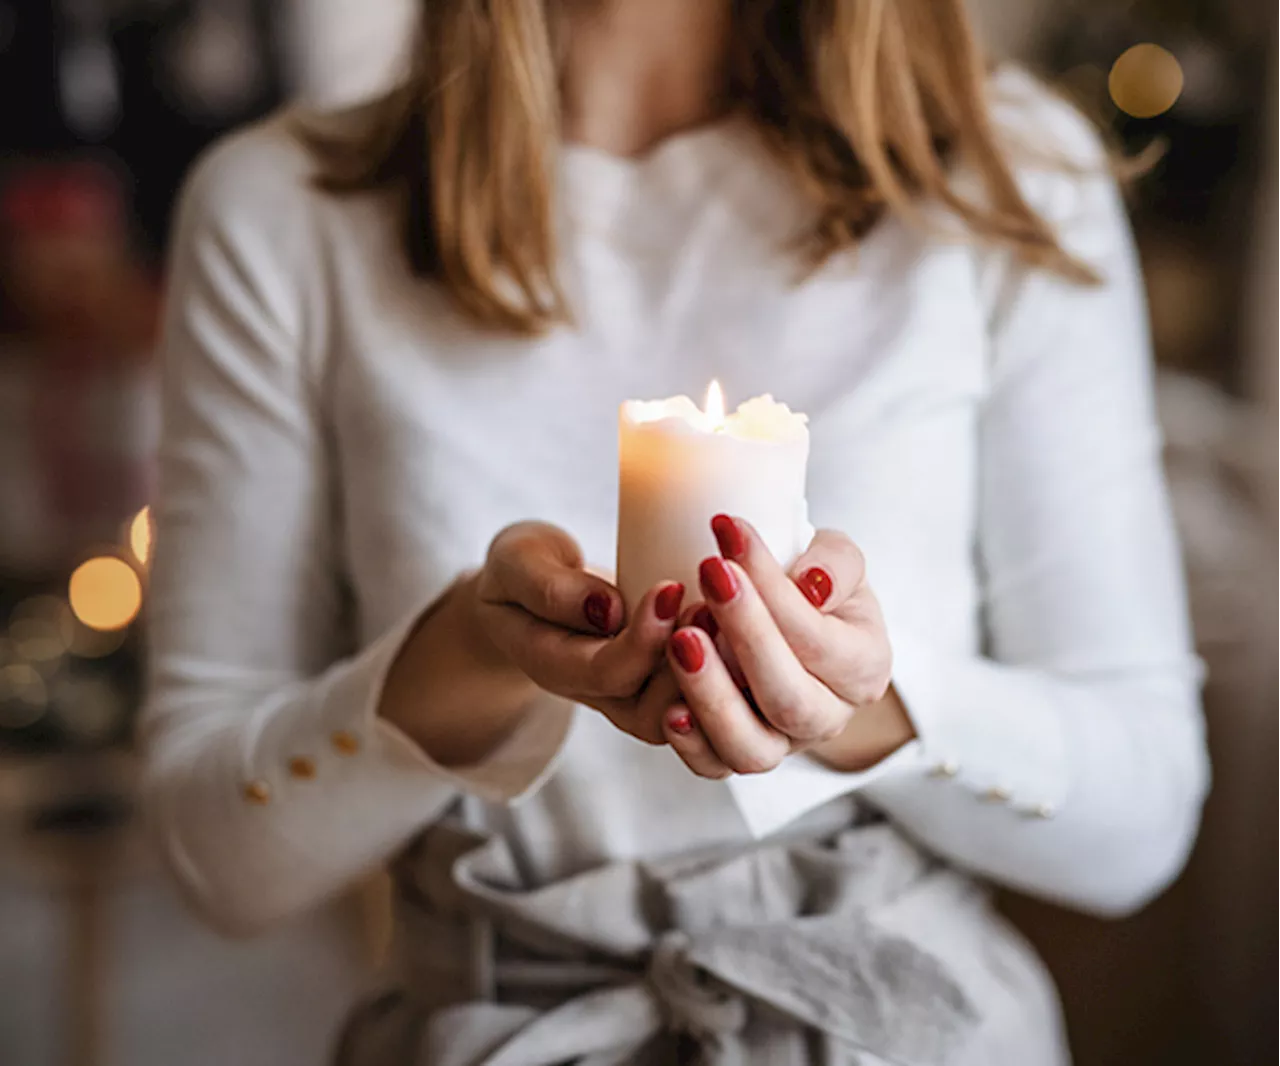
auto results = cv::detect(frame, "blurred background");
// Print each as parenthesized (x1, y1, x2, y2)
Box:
(0, 2, 1274, 1065)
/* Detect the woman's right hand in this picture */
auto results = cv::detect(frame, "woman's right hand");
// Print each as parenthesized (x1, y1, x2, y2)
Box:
(381, 521, 686, 766)
(474, 522, 687, 743)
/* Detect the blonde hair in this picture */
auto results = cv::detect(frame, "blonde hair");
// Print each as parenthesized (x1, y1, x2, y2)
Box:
(311, 0, 1096, 335)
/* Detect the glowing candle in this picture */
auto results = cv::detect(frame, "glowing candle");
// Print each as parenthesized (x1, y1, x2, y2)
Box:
(616, 382, 812, 615)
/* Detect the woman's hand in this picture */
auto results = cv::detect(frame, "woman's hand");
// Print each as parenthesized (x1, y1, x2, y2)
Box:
(382, 521, 685, 766)
(661, 516, 915, 779)
(474, 522, 690, 741)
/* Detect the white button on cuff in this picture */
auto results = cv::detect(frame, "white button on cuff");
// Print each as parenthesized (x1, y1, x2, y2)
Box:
(980, 786, 1012, 803)
(1027, 802, 1057, 819)
(928, 759, 960, 779)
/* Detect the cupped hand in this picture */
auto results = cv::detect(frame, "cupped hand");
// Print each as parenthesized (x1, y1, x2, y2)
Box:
(661, 516, 914, 779)
(475, 522, 686, 744)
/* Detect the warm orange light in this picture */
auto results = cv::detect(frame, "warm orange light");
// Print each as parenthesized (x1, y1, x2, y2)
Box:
(68, 557, 143, 632)
(704, 380, 726, 426)
(1109, 44, 1183, 119)
(129, 506, 153, 566)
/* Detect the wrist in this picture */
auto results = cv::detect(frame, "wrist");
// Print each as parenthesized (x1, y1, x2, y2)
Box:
(379, 573, 538, 766)
(808, 685, 916, 773)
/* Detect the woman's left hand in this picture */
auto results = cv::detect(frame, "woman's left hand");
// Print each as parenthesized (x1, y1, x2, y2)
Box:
(662, 516, 915, 778)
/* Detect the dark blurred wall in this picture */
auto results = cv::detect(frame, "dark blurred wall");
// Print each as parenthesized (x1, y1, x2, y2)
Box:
(0, 3, 66, 153)
(0, 0, 287, 258)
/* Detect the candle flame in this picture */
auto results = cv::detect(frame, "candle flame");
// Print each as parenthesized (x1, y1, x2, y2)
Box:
(704, 380, 726, 427)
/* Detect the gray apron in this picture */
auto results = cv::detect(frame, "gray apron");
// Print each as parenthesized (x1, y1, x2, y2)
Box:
(335, 806, 1067, 1066)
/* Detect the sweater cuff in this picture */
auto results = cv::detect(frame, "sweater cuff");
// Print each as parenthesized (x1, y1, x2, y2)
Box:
(859, 629, 1070, 818)
(726, 740, 923, 839)
(249, 607, 572, 825)
(727, 629, 1073, 838)
(374, 694, 574, 806)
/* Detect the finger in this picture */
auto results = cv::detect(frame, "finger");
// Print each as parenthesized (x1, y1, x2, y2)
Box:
(698, 556, 849, 743)
(755, 523, 892, 707)
(477, 602, 605, 695)
(786, 528, 867, 613)
(678, 602, 717, 638)
(776, 527, 890, 706)
(484, 522, 622, 635)
(607, 666, 682, 747)
(586, 581, 686, 697)
(484, 579, 683, 701)
(667, 627, 790, 773)
(677, 601, 752, 687)
(663, 704, 732, 779)
(714, 516, 867, 677)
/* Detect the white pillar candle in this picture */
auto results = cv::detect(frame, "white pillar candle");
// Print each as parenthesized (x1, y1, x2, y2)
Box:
(616, 382, 813, 616)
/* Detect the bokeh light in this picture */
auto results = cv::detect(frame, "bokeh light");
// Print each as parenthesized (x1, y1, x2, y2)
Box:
(130, 505, 153, 566)
(8, 596, 76, 663)
(68, 556, 143, 632)
(0, 662, 48, 729)
(1109, 43, 1184, 119)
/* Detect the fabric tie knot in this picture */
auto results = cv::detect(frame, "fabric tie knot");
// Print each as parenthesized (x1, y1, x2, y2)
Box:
(646, 930, 748, 1039)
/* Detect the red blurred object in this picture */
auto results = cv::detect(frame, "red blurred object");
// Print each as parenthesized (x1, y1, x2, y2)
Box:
(0, 163, 125, 239)
(0, 160, 160, 576)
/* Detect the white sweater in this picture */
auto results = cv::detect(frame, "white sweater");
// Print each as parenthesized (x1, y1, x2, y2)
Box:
(143, 71, 1208, 937)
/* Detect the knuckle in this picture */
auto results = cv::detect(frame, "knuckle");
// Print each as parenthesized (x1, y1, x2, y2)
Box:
(493, 522, 542, 562)
(849, 675, 890, 707)
(732, 749, 783, 775)
(766, 698, 809, 736)
(695, 763, 733, 781)
(532, 570, 566, 613)
(785, 624, 827, 665)
(831, 534, 865, 577)
(600, 705, 664, 745)
(486, 524, 519, 559)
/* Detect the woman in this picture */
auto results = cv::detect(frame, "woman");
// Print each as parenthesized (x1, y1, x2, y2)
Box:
(142, 1, 1209, 1063)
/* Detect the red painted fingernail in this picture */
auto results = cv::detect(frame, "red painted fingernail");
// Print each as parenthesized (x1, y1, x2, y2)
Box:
(699, 557, 738, 604)
(670, 630, 705, 673)
(654, 583, 685, 621)
(690, 605, 718, 639)
(796, 567, 833, 608)
(668, 710, 694, 736)
(584, 592, 612, 633)
(711, 514, 747, 560)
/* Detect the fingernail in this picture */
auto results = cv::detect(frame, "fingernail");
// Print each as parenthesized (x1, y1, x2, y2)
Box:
(796, 567, 833, 608)
(654, 583, 685, 621)
(584, 592, 612, 633)
(670, 629, 705, 673)
(711, 514, 746, 560)
(667, 710, 695, 736)
(699, 557, 738, 605)
(690, 605, 718, 639)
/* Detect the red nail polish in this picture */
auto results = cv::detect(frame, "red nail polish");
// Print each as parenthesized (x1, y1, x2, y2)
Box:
(584, 592, 612, 633)
(796, 567, 833, 608)
(711, 514, 747, 560)
(670, 630, 705, 673)
(654, 583, 685, 621)
(699, 557, 738, 604)
(690, 605, 718, 639)
(668, 710, 694, 736)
